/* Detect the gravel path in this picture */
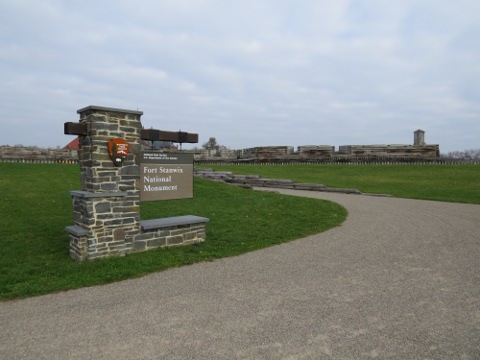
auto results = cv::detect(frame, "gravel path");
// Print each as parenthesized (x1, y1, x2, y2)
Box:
(1, 189, 479, 359)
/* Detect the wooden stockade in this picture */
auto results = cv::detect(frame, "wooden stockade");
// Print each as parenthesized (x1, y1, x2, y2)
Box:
(1, 157, 479, 165)
(0, 159, 78, 164)
(196, 157, 480, 166)
(1, 145, 479, 165)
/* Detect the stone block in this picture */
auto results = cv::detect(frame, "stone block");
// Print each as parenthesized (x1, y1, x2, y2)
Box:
(171, 228, 189, 236)
(184, 232, 195, 241)
(140, 216, 209, 230)
(108, 241, 126, 249)
(122, 218, 137, 225)
(103, 219, 129, 227)
(156, 230, 170, 237)
(95, 202, 111, 213)
(120, 166, 140, 175)
(96, 235, 112, 243)
(133, 241, 146, 251)
(134, 232, 155, 241)
(113, 228, 125, 241)
(147, 238, 166, 248)
(92, 153, 111, 161)
(167, 235, 184, 245)
(120, 127, 137, 133)
(110, 132, 125, 138)
(101, 183, 118, 191)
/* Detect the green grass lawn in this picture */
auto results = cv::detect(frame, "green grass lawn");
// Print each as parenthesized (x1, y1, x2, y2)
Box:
(198, 164, 480, 204)
(0, 163, 346, 300)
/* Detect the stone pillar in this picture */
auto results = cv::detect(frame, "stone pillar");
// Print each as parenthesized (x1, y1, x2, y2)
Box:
(76, 105, 143, 192)
(67, 106, 143, 260)
(414, 129, 425, 146)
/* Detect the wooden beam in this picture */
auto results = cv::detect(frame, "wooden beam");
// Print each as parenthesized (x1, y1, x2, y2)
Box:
(64, 122, 87, 136)
(64, 123, 198, 143)
(141, 129, 198, 143)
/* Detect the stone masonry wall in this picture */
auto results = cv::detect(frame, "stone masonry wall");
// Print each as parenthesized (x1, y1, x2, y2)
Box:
(338, 144, 439, 158)
(66, 106, 207, 261)
(133, 222, 206, 252)
(70, 106, 144, 259)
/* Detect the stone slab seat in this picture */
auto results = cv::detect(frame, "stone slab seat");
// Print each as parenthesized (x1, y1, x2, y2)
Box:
(65, 225, 88, 236)
(140, 215, 209, 231)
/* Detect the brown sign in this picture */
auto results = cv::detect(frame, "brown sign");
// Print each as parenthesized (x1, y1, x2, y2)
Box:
(140, 152, 193, 201)
(108, 138, 129, 166)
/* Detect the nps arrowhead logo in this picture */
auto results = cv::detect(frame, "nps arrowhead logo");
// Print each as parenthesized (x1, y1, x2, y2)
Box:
(108, 138, 130, 166)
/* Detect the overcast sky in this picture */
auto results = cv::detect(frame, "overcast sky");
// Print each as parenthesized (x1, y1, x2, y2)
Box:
(1, 0, 479, 153)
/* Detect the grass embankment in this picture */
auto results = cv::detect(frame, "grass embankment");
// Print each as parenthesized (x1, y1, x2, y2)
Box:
(0, 163, 346, 300)
(199, 164, 480, 204)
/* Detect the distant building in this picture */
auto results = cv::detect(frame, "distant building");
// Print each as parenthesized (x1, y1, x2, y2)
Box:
(414, 129, 426, 146)
(297, 145, 335, 158)
(237, 146, 294, 160)
(64, 137, 80, 150)
(338, 130, 439, 158)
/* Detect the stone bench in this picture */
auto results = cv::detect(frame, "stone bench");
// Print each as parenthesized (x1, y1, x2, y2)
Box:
(66, 216, 209, 259)
(133, 215, 209, 252)
(140, 215, 209, 230)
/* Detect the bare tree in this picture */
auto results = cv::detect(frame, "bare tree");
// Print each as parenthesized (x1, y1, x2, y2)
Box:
(202, 137, 229, 157)
(445, 148, 480, 159)
(202, 137, 219, 151)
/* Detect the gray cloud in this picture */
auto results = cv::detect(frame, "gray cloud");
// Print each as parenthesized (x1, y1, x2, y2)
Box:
(1, 0, 479, 152)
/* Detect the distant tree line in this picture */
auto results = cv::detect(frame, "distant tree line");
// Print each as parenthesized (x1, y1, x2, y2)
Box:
(443, 149, 480, 159)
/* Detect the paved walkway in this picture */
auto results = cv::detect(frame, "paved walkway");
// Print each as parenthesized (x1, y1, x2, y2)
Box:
(1, 189, 479, 359)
